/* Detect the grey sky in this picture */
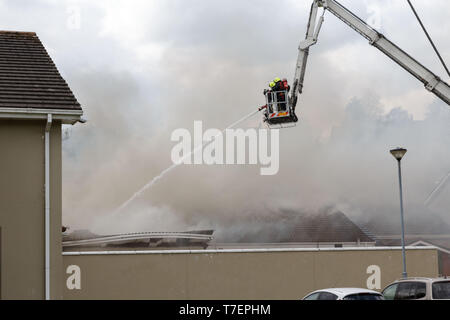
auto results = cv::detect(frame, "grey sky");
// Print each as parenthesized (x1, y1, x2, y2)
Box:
(1, 0, 449, 237)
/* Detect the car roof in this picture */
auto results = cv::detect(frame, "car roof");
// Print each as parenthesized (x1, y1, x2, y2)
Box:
(394, 277, 450, 283)
(310, 288, 382, 297)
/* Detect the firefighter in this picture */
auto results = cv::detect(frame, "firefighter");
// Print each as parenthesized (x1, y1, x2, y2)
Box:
(263, 81, 276, 113)
(273, 77, 287, 111)
(282, 78, 290, 92)
(273, 77, 282, 90)
(268, 81, 276, 94)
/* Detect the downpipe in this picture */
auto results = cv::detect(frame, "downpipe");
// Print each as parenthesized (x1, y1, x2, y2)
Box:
(45, 114, 52, 300)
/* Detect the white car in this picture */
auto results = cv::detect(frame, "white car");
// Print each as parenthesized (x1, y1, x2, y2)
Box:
(382, 277, 450, 300)
(303, 288, 384, 300)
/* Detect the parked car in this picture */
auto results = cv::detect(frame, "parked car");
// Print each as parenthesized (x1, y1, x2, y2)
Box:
(303, 288, 384, 300)
(382, 277, 450, 300)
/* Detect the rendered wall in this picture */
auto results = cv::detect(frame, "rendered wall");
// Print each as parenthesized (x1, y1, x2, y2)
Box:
(439, 251, 450, 276)
(0, 119, 63, 299)
(63, 247, 438, 299)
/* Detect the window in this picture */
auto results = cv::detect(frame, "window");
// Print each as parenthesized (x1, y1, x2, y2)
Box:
(343, 293, 384, 300)
(382, 284, 398, 300)
(304, 292, 321, 300)
(395, 282, 426, 300)
(432, 281, 450, 300)
(414, 282, 427, 299)
(318, 292, 338, 300)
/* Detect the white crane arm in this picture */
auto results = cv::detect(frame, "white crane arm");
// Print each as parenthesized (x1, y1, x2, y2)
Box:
(290, 1, 324, 109)
(290, 0, 450, 109)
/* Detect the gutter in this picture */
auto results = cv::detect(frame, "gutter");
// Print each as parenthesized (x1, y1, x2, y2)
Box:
(62, 246, 439, 256)
(45, 114, 52, 300)
(0, 107, 84, 124)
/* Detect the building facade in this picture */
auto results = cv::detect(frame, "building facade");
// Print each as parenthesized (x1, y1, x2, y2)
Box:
(0, 31, 83, 299)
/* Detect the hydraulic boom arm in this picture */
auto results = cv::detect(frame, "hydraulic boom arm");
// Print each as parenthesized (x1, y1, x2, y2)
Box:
(290, 0, 450, 110)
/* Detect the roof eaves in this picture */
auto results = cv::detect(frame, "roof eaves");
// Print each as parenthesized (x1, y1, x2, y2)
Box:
(0, 107, 84, 124)
(409, 240, 450, 254)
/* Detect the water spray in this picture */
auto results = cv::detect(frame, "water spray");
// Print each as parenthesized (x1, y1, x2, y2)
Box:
(424, 170, 450, 207)
(114, 108, 263, 215)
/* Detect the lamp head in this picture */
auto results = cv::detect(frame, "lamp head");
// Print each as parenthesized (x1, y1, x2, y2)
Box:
(390, 148, 407, 161)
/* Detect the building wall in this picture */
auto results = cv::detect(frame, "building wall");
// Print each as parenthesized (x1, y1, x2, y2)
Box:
(62, 247, 438, 299)
(439, 251, 450, 276)
(0, 119, 63, 299)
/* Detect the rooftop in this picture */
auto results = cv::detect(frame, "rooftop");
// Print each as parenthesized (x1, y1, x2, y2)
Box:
(0, 30, 81, 111)
(63, 230, 214, 251)
(287, 210, 374, 243)
(376, 236, 450, 253)
(230, 208, 375, 244)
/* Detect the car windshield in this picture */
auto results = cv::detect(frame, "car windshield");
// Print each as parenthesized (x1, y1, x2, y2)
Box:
(318, 292, 338, 300)
(432, 281, 450, 300)
(304, 292, 321, 300)
(382, 284, 398, 300)
(343, 293, 384, 300)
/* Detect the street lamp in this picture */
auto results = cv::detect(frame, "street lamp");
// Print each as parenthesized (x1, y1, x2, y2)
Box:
(390, 147, 408, 279)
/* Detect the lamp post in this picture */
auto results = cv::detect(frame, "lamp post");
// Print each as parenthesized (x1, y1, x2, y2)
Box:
(390, 147, 408, 279)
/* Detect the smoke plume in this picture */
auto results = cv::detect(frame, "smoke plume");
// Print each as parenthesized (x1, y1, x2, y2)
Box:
(5, 0, 443, 240)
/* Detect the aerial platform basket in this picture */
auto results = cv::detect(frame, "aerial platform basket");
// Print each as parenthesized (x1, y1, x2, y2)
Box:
(263, 89, 298, 127)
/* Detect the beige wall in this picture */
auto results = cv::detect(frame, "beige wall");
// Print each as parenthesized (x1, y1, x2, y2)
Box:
(0, 121, 439, 300)
(0, 119, 63, 299)
(63, 247, 438, 299)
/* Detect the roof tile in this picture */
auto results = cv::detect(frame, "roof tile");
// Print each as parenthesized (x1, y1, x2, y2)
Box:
(0, 31, 81, 110)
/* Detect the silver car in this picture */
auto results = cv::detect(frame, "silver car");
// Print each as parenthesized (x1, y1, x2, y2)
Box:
(382, 277, 450, 300)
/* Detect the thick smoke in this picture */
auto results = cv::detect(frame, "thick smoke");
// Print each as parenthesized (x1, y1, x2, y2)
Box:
(62, 75, 450, 239)
(3, 0, 446, 239)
